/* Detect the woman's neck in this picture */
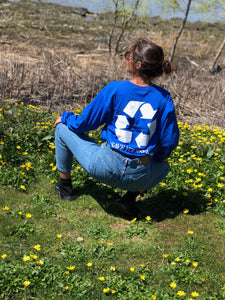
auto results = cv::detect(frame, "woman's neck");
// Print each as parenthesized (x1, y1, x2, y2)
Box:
(129, 75, 151, 87)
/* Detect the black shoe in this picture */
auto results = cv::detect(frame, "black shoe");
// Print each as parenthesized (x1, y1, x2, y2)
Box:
(115, 191, 140, 218)
(55, 179, 77, 201)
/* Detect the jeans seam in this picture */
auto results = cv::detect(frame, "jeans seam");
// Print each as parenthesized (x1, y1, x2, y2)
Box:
(62, 126, 97, 171)
(102, 145, 124, 176)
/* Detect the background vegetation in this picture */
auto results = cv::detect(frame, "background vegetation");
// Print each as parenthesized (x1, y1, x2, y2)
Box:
(0, 0, 224, 126)
(0, 0, 225, 299)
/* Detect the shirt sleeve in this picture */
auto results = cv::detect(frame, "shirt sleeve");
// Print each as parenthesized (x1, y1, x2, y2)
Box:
(153, 96, 179, 162)
(61, 83, 115, 133)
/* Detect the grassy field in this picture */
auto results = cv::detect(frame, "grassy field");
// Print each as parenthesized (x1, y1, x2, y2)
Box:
(0, 100, 225, 299)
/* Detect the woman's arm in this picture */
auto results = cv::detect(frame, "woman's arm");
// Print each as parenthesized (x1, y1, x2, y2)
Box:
(59, 82, 116, 133)
(153, 97, 179, 161)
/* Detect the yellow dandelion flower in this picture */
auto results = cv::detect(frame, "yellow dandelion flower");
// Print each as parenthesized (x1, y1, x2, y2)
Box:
(151, 296, 157, 300)
(29, 254, 37, 260)
(170, 282, 177, 288)
(48, 143, 55, 149)
(1, 254, 7, 259)
(98, 277, 105, 281)
(198, 172, 206, 177)
(110, 266, 116, 271)
(26, 213, 32, 218)
(140, 264, 146, 267)
(185, 179, 193, 183)
(111, 290, 116, 294)
(130, 267, 135, 272)
(145, 216, 151, 221)
(192, 262, 198, 268)
(36, 260, 44, 266)
(175, 257, 180, 262)
(56, 234, 62, 239)
(187, 230, 194, 235)
(23, 280, 31, 287)
(20, 185, 26, 190)
(67, 265, 75, 271)
(23, 255, 30, 262)
(195, 178, 201, 182)
(64, 286, 69, 290)
(131, 218, 137, 223)
(164, 254, 169, 258)
(16, 145, 21, 149)
(22, 152, 28, 156)
(183, 209, 189, 214)
(3, 206, 10, 211)
(177, 290, 186, 297)
(191, 291, 199, 298)
(107, 242, 113, 246)
(103, 288, 110, 293)
(87, 262, 92, 267)
(33, 244, 41, 251)
(140, 275, 145, 280)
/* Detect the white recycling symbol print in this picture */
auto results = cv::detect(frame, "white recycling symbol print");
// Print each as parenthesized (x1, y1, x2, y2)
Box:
(115, 101, 157, 148)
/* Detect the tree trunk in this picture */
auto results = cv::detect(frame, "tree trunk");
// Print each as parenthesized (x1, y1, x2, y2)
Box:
(211, 36, 225, 70)
(114, 0, 140, 54)
(108, 0, 119, 53)
(169, 0, 192, 63)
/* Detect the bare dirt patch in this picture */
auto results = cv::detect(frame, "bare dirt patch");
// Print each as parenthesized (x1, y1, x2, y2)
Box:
(110, 221, 127, 231)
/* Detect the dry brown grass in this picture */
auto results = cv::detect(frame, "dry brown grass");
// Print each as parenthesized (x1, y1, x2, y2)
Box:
(0, 1, 224, 128)
(1, 42, 224, 128)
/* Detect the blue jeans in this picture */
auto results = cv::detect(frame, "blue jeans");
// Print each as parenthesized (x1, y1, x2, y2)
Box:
(55, 123, 169, 191)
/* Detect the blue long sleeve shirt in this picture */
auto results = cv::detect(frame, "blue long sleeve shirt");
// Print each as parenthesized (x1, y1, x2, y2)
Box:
(61, 80, 179, 161)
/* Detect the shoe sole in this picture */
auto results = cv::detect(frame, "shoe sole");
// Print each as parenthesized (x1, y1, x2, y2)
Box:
(115, 198, 139, 218)
(55, 186, 77, 201)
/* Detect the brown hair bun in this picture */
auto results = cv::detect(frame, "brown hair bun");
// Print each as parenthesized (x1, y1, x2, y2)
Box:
(162, 60, 172, 74)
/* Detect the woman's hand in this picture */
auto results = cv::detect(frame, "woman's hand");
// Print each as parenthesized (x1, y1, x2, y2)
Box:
(54, 117, 62, 127)
(164, 158, 169, 164)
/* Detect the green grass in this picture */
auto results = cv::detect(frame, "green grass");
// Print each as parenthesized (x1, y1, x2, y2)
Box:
(0, 100, 225, 299)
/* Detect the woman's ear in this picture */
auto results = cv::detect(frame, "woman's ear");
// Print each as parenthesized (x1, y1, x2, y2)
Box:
(135, 61, 142, 70)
